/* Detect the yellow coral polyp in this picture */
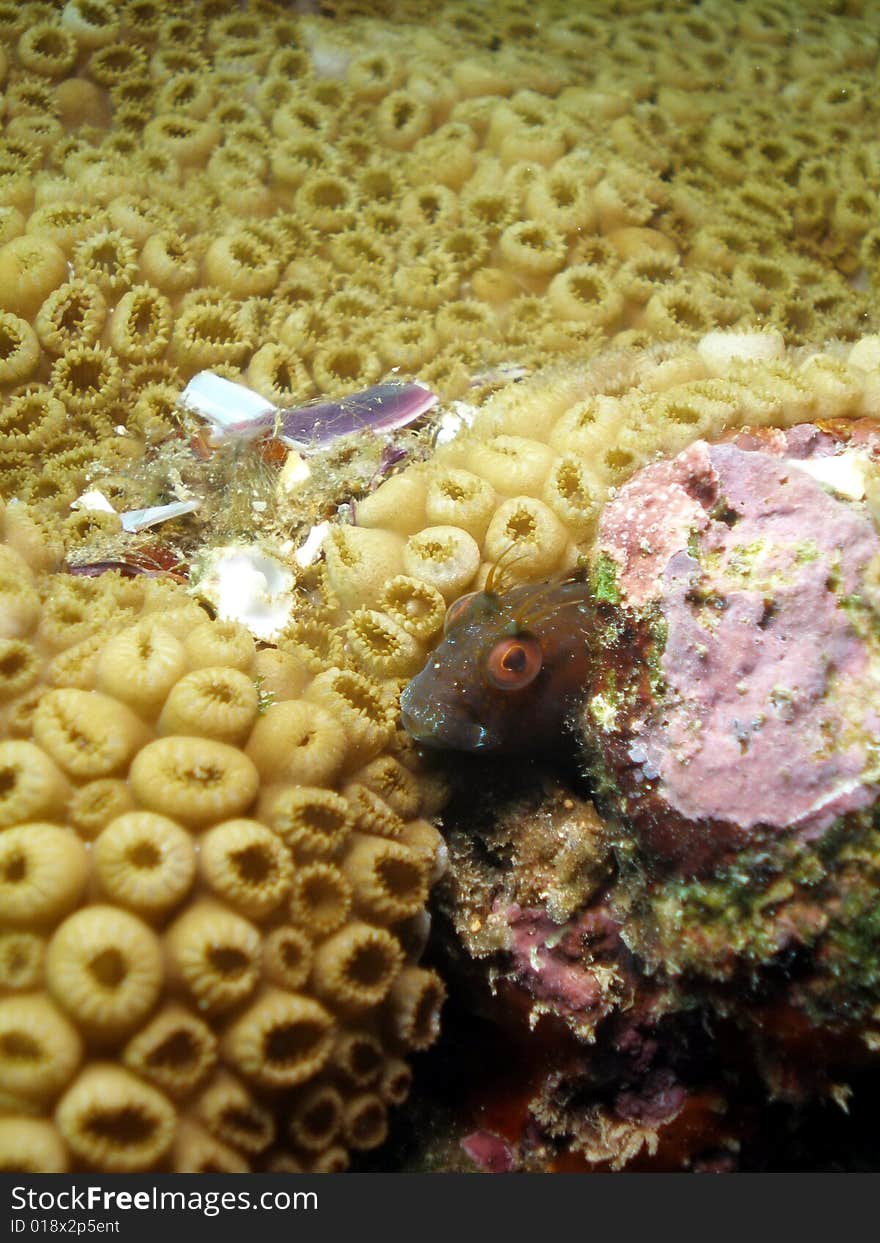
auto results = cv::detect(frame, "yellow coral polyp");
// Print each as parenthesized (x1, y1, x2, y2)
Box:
(549, 263, 625, 331)
(257, 785, 352, 861)
(200, 819, 293, 921)
(93, 812, 196, 920)
(46, 905, 163, 1039)
(499, 219, 567, 288)
(263, 926, 313, 993)
(247, 342, 311, 406)
(311, 922, 403, 1014)
(72, 228, 139, 298)
(123, 1004, 217, 1100)
(304, 668, 393, 771)
(107, 285, 171, 362)
(346, 610, 424, 680)
(484, 496, 569, 580)
(402, 525, 481, 603)
(17, 25, 78, 78)
(173, 1118, 247, 1171)
(289, 1081, 345, 1153)
(2, 1113, 66, 1173)
(386, 966, 446, 1051)
(0, 641, 39, 701)
(0, 993, 83, 1103)
(246, 699, 347, 788)
(0, 740, 68, 827)
(35, 280, 107, 357)
(194, 1071, 274, 1156)
(129, 736, 259, 829)
(379, 576, 446, 645)
(343, 1092, 388, 1151)
(96, 620, 187, 718)
(144, 114, 219, 167)
(158, 667, 259, 746)
(0, 931, 44, 991)
(171, 301, 251, 371)
(222, 989, 335, 1091)
(33, 689, 148, 780)
(424, 469, 497, 543)
(342, 836, 429, 925)
(0, 234, 68, 319)
(50, 344, 122, 417)
(56, 1063, 175, 1173)
(203, 232, 280, 298)
(0, 311, 41, 385)
(0, 823, 89, 928)
(61, 0, 120, 49)
(289, 862, 353, 939)
(293, 173, 355, 234)
(165, 902, 261, 1016)
(139, 229, 200, 294)
(66, 779, 134, 841)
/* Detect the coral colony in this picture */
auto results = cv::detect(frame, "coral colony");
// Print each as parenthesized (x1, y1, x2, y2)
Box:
(3, 0, 880, 1174)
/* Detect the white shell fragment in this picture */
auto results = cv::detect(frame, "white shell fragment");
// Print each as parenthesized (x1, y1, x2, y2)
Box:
(434, 401, 477, 446)
(178, 371, 278, 442)
(120, 500, 201, 533)
(294, 521, 329, 568)
(276, 450, 312, 496)
(194, 544, 295, 640)
(790, 450, 875, 502)
(70, 490, 200, 533)
(70, 489, 117, 515)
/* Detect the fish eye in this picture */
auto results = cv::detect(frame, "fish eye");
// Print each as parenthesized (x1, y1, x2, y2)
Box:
(444, 592, 479, 632)
(485, 636, 542, 690)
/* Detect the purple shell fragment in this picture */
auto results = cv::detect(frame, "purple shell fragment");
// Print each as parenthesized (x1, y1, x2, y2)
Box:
(368, 442, 410, 490)
(276, 381, 438, 451)
(179, 372, 438, 454)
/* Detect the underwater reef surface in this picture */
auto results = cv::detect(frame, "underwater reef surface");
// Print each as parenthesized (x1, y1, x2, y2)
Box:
(3, 0, 880, 1172)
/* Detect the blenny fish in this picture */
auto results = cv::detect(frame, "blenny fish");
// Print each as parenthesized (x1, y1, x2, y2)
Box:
(400, 575, 594, 752)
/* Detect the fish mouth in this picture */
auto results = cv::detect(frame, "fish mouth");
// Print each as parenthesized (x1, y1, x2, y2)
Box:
(400, 686, 494, 751)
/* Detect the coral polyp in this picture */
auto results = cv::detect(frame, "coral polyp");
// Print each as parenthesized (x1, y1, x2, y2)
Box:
(0, 500, 444, 1174)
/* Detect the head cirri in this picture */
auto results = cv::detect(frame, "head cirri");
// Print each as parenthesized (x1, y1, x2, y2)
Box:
(400, 577, 595, 752)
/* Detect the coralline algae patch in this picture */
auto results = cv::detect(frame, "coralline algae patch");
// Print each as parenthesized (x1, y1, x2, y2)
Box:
(594, 426, 880, 862)
(586, 418, 880, 1008)
(2, 0, 880, 545)
(0, 497, 445, 1173)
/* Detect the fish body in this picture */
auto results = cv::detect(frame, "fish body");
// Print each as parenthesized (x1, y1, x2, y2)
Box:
(400, 579, 595, 752)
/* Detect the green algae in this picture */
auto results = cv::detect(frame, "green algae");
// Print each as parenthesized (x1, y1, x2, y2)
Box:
(592, 552, 621, 606)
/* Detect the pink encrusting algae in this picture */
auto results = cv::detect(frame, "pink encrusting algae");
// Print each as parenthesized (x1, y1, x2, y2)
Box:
(596, 428, 880, 851)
